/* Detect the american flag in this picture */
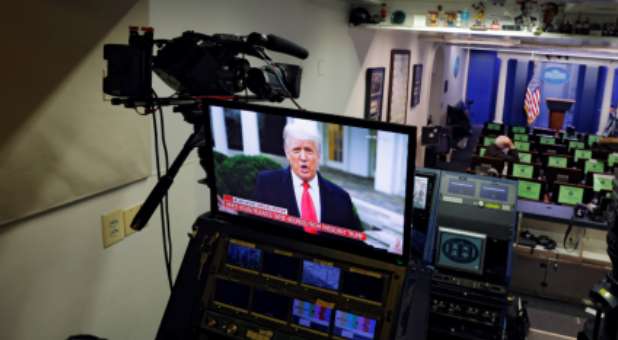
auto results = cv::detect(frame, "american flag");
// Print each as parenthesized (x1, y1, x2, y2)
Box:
(524, 77, 541, 125)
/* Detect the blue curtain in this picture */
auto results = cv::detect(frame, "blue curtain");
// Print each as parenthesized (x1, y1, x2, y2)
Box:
(466, 50, 501, 124)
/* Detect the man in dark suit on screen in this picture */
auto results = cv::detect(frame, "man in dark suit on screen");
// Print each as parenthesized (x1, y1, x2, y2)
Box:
(254, 120, 362, 233)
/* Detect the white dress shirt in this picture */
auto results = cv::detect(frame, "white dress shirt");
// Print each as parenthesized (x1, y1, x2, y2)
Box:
(290, 169, 321, 222)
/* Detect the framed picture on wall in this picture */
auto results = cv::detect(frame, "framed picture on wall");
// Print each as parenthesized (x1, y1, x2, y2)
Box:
(410, 64, 423, 108)
(387, 49, 411, 124)
(365, 67, 385, 121)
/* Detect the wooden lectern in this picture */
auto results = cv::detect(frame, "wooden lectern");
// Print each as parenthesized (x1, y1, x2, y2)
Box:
(546, 98, 575, 130)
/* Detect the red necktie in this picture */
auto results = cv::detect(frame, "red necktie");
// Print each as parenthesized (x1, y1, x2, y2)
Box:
(301, 181, 318, 234)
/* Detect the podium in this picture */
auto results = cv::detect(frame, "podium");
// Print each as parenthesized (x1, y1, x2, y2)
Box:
(546, 98, 575, 130)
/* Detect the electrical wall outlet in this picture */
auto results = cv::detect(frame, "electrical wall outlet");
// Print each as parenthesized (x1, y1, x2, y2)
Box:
(123, 204, 142, 237)
(101, 209, 125, 248)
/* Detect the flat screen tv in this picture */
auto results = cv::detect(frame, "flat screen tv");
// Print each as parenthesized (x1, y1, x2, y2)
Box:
(203, 99, 416, 263)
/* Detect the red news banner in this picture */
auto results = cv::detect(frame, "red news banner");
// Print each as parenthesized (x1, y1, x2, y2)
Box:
(222, 195, 367, 241)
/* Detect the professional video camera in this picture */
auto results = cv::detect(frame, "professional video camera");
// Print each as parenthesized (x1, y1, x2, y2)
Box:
(578, 169, 618, 340)
(103, 27, 307, 107)
(102, 27, 309, 231)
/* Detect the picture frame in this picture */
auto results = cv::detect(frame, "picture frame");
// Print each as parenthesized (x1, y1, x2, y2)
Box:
(387, 49, 411, 124)
(364, 67, 386, 121)
(410, 64, 423, 108)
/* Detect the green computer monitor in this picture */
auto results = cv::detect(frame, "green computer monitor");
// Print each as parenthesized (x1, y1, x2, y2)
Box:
(514, 134, 529, 142)
(512, 163, 534, 179)
(574, 149, 592, 162)
(487, 123, 501, 131)
(483, 137, 495, 146)
(585, 160, 605, 174)
(588, 135, 600, 146)
(512, 126, 526, 134)
(518, 180, 542, 201)
(479, 147, 487, 157)
(519, 152, 532, 164)
(548, 156, 568, 168)
(593, 174, 614, 192)
(558, 185, 584, 205)
(569, 140, 585, 150)
(539, 136, 556, 145)
(515, 141, 530, 152)
(609, 153, 618, 167)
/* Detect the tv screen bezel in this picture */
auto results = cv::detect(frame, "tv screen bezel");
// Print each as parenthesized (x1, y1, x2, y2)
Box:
(201, 99, 417, 265)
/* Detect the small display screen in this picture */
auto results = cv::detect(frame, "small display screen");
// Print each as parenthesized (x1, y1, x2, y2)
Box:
(214, 279, 251, 310)
(480, 184, 509, 202)
(292, 299, 332, 333)
(588, 135, 600, 146)
(483, 137, 495, 146)
(518, 180, 541, 201)
(558, 185, 584, 205)
(479, 147, 487, 157)
(512, 163, 534, 179)
(252, 289, 291, 321)
(487, 123, 501, 131)
(585, 160, 605, 174)
(341, 269, 385, 302)
(609, 153, 618, 167)
(226, 241, 262, 271)
(569, 141, 585, 150)
(447, 180, 476, 196)
(574, 149, 592, 162)
(334, 311, 378, 340)
(519, 152, 532, 164)
(514, 134, 529, 142)
(515, 141, 530, 152)
(262, 251, 301, 282)
(548, 156, 567, 168)
(593, 174, 614, 192)
(413, 176, 429, 210)
(512, 126, 526, 134)
(302, 260, 341, 291)
(436, 227, 486, 275)
(540, 136, 556, 145)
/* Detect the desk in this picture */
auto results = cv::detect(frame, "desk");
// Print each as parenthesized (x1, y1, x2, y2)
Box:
(516, 199, 608, 231)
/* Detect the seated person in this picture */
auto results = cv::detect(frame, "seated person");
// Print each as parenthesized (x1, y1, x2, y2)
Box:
(483, 135, 519, 174)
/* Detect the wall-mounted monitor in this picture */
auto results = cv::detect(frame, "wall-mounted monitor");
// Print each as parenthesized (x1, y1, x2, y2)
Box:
(262, 250, 301, 283)
(205, 99, 416, 262)
(557, 185, 584, 206)
(435, 227, 486, 275)
(301, 260, 341, 291)
(548, 156, 568, 169)
(334, 310, 378, 340)
(226, 240, 262, 272)
(292, 299, 332, 334)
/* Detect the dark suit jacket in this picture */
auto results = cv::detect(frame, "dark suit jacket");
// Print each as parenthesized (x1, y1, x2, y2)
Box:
(254, 168, 362, 231)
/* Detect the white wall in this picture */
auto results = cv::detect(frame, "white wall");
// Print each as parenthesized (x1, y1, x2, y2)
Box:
(0, 1, 437, 339)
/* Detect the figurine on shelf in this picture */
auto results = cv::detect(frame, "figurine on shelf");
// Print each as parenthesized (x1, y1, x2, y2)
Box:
(380, 3, 388, 23)
(489, 18, 501, 30)
(461, 9, 471, 28)
(446, 11, 458, 27)
(427, 10, 439, 27)
(471, 1, 487, 30)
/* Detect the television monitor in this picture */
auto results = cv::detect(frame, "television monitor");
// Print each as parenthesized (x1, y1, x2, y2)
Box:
(512, 126, 527, 134)
(569, 140, 586, 150)
(483, 136, 496, 146)
(557, 185, 584, 205)
(412, 171, 437, 259)
(548, 156, 568, 168)
(205, 100, 416, 262)
(341, 268, 385, 302)
(585, 160, 605, 174)
(292, 299, 332, 333)
(514, 134, 529, 142)
(588, 135, 600, 146)
(479, 147, 487, 157)
(262, 250, 301, 283)
(226, 240, 262, 272)
(593, 174, 614, 192)
(518, 180, 542, 201)
(609, 153, 618, 167)
(301, 260, 341, 291)
(515, 141, 530, 152)
(574, 149, 592, 162)
(334, 310, 378, 340)
(435, 227, 486, 275)
(252, 289, 291, 321)
(518, 152, 532, 164)
(539, 136, 556, 145)
(413, 176, 429, 210)
(511, 163, 534, 179)
(487, 123, 502, 131)
(213, 279, 251, 311)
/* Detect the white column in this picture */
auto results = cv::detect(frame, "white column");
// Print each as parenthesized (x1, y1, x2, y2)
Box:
(597, 66, 615, 135)
(493, 55, 509, 123)
(240, 110, 260, 155)
(210, 106, 228, 154)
